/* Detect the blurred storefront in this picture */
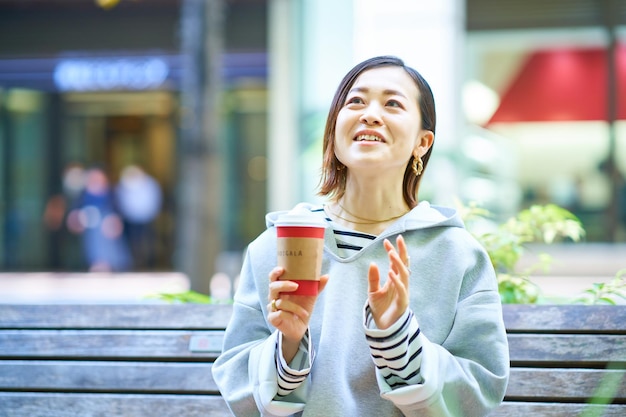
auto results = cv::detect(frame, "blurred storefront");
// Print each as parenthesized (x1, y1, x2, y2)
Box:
(0, 0, 268, 277)
(465, 0, 626, 241)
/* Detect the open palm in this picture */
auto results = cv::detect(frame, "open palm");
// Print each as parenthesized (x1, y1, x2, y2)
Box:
(367, 235, 410, 330)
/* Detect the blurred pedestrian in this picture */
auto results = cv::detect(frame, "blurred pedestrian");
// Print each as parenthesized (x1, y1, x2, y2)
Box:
(66, 166, 131, 272)
(43, 162, 87, 269)
(43, 162, 86, 231)
(115, 164, 162, 270)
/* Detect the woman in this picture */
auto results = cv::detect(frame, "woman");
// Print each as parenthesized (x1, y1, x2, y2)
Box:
(212, 55, 510, 416)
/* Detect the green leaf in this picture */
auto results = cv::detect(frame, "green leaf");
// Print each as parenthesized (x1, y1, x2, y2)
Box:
(145, 290, 217, 304)
(599, 297, 617, 305)
(459, 201, 587, 305)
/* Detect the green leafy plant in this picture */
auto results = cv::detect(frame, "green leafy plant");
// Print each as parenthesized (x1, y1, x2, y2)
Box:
(574, 268, 626, 305)
(460, 202, 586, 304)
(146, 290, 217, 304)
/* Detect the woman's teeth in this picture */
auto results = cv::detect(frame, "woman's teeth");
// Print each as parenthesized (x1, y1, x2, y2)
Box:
(356, 134, 381, 142)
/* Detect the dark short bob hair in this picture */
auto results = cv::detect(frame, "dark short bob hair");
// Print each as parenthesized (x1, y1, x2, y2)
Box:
(317, 55, 436, 208)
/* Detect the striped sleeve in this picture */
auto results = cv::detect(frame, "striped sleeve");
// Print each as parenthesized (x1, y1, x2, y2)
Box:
(363, 304, 424, 388)
(275, 329, 313, 398)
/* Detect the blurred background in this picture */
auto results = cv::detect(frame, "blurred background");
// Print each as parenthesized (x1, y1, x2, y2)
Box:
(0, 0, 625, 300)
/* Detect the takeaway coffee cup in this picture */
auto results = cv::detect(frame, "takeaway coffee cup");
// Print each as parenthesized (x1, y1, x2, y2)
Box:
(275, 208, 326, 296)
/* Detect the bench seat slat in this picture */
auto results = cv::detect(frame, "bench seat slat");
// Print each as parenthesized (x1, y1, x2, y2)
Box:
(0, 304, 233, 330)
(0, 330, 224, 360)
(507, 367, 626, 401)
(0, 392, 231, 417)
(490, 402, 626, 417)
(508, 334, 626, 364)
(502, 305, 626, 333)
(0, 360, 218, 393)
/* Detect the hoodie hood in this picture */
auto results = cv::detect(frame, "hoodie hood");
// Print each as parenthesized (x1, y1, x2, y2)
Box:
(265, 201, 465, 235)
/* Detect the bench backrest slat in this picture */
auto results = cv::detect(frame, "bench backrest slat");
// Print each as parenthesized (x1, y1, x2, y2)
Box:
(490, 402, 626, 417)
(1, 392, 231, 417)
(0, 304, 233, 330)
(507, 368, 626, 401)
(503, 305, 626, 333)
(508, 334, 626, 364)
(0, 330, 224, 360)
(0, 360, 219, 393)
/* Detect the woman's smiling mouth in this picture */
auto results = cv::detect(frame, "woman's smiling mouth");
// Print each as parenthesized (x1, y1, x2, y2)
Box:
(354, 131, 386, 143)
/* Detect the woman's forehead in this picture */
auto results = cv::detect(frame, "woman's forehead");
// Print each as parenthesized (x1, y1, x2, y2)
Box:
(350, 66, 419, 98)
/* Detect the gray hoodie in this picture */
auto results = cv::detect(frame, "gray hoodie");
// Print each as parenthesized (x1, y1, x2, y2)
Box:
(212, 202, 510, 416)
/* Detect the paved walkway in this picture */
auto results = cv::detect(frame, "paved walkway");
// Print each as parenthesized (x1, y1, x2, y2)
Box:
(0, 243, 623, 304)
(512, 242, 625, 303)
(518, 243, 626, 277)
(0, 272, 190, 304)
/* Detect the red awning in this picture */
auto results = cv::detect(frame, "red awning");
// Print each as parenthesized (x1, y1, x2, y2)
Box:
(487, 44, 626, 124)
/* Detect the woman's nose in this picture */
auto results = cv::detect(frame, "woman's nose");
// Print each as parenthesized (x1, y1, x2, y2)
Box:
(359, 103, 383, 126)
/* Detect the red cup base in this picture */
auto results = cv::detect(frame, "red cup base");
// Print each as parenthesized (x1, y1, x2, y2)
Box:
(289, 280, 319, 296)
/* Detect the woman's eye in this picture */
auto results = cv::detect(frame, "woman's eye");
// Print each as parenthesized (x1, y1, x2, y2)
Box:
(346, 97, 364, 105)
(386, 99, 402, 108)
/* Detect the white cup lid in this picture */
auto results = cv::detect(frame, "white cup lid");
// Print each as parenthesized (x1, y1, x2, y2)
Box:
(275, 208, 327, 228)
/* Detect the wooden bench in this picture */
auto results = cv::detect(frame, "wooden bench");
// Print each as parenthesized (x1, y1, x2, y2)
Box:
(0, 304, 625, 416)
(0, 304, 233, 417)
(492, 304, 626, 416)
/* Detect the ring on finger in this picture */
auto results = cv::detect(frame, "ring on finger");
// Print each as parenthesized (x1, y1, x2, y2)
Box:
(271, 298, 277, 312)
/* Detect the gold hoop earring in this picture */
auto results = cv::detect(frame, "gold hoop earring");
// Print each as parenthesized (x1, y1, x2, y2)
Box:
(412, 156, 423, 176)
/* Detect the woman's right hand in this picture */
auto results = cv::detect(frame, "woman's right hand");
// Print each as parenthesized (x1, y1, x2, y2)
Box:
(267, 266, 329, 362)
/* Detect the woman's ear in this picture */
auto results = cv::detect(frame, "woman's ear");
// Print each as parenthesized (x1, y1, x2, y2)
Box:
(415, 130, 434, 157)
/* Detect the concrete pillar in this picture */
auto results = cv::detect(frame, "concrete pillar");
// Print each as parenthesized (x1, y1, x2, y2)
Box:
(267, 0, 300, 212)
(177, 0, 224, 293)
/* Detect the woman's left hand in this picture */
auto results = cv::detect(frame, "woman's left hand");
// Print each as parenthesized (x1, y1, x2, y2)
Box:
(367, 235, 410, 329)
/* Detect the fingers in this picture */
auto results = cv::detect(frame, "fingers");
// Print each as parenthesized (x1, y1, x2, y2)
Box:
(386, 268, 408, 299)
(368, 262, 381, 293)
(380, 237, 411, 296)
(382, 239, 398, 274)
(385, 236, 409, 266)
(268, 266, 298, 301)
(267, 297, 310, 320)
(268, 269, 328, 320)
(268, 270, 326, 345)
(383, 236, 410, 274)
(396, 235, 409, 266)
(317, 274, 330, 294)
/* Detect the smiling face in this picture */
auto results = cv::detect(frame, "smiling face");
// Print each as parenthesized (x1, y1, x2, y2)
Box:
(318, 56, 436, 206)
(333, 66, 427, 176)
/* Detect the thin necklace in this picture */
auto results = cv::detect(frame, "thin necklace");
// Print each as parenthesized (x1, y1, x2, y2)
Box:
(329, 202, 408, 225)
